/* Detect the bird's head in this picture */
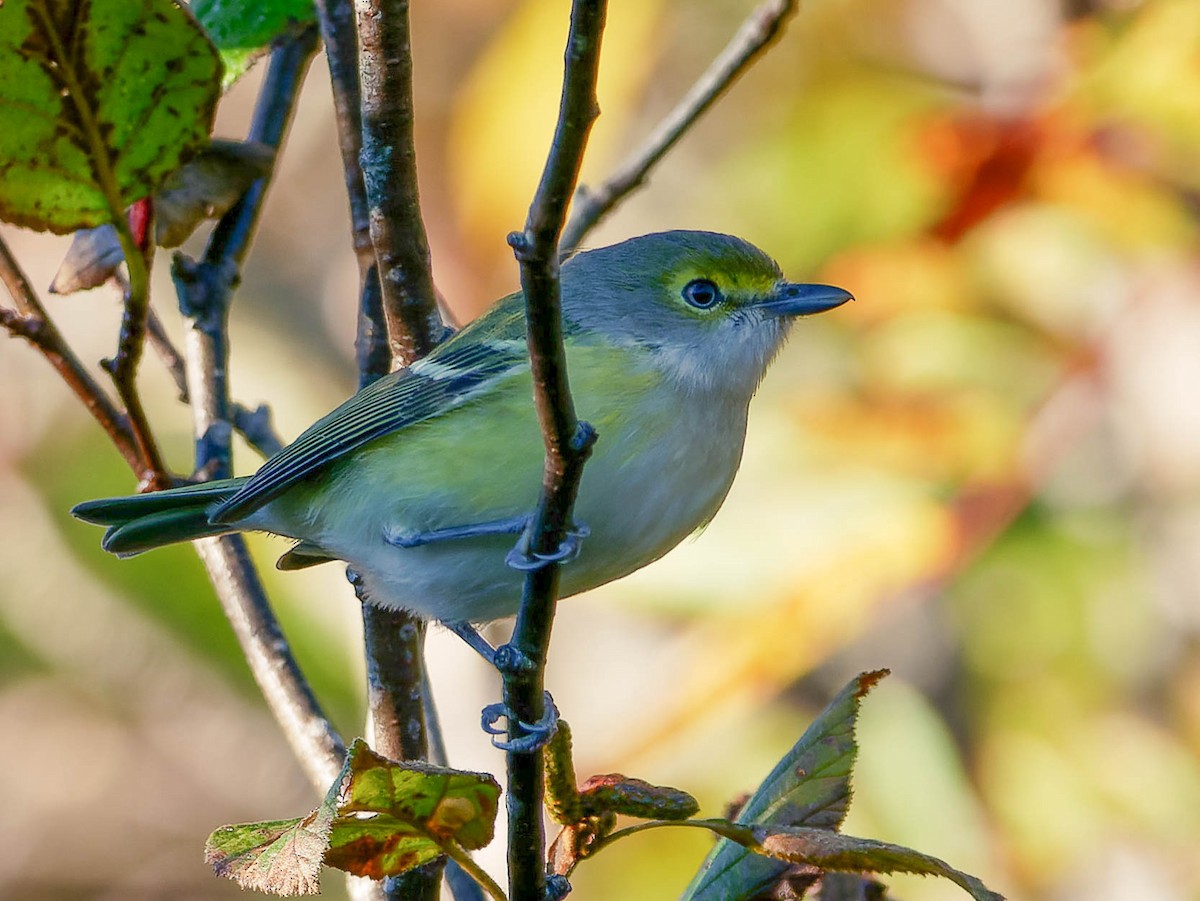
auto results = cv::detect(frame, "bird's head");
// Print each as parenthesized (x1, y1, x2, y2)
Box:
(562, 231, 852, 397)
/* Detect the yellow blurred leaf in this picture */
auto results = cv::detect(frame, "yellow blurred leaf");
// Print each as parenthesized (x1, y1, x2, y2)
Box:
(447, 0, 664, 265)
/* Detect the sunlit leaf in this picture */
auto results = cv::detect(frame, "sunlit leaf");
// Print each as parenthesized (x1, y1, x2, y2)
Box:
(207, 739, 500, 894)
(0, 0, 221, 233)
(749, 824, 1003, 901)
(325, 739, 501, 878)
(206, 743, 350, 897)
(681, 670, 887, 900)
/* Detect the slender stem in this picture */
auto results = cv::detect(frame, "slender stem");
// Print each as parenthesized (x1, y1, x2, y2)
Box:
(313, 0, 393, 378)
(0, 235, 141, 472)
(503, 3, 607, 898)
(314, 0, 376, 290)
(172, 28, 346, 793)
(192, 537, 347, 788)
(560, 0, 798, 256)
(442, 841, 509, 901)
(354, 0, 442, 368)
(145, 306, 189, 401)
(108, 189, 169, 489)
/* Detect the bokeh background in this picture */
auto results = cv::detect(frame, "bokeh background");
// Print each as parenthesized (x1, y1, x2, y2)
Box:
(3, 0, 1200, 898)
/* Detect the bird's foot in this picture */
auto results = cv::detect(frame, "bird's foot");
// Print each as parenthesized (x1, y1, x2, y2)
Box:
(505, 521, 590, 572)
(481, 691, 559, 752)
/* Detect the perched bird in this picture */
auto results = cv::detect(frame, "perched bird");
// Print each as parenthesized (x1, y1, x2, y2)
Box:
(74, 231, 851, 627)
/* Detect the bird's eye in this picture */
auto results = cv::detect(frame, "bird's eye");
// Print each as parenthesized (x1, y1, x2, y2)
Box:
(682, 278, 721, 309)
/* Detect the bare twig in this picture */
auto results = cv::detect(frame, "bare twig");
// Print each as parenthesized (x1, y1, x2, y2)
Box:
(0, 235, 141, 472)
(172, 28, 348, 793)
(192, 536, 347, 788)
(107, 198, 170, 488)
(145, 306, 189, 400)
(138, 287, 286, 459)
(559, 0, 798, 255)
(312, 0, 391, 378)
(354, 0, 443, 368)
(502, 2, 607, 898)
(341, 0, 442, 769)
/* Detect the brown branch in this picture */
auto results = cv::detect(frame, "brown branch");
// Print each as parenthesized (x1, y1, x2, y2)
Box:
(312, 0, 393, 379)
(104, 198, 170, 489)
(192, 536, 347, 788)
(341, 0, 441, 769)
(323, 4, 447, 896)
(354, 0, 442, 369)
(172, 28, 347, 793)
(560, 0, 798, 255)
(0, 234, 141, 472)
(502, 3, 607, 898)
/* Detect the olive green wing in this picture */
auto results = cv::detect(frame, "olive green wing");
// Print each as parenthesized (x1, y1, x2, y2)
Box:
(211, 297, 529, 523)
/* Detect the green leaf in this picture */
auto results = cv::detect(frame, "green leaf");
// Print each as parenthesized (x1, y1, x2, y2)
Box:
(0, 0, 221, 233)
(190, 0, 316, 87)
(206, 739, 501, 894)
(680, 670, 888, 901)
(749, 825, 1003, 901)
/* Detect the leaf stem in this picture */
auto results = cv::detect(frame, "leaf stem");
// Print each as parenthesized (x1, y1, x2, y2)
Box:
(560, 0, 798, 256)
(173, 27, 347, 793)
(441, 841, 509, 901)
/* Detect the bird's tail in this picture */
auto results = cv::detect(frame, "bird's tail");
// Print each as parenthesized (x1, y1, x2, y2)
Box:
(72, 478, 250, 556)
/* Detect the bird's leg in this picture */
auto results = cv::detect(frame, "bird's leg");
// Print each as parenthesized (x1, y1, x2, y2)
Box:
(383, 514, 529, 548)
(445, 620, 502, 666)
(382, 513, 590, 572)
(445, 621, 540, 673)
(504, 520, 590, 572)
(481, 691, 560, 753)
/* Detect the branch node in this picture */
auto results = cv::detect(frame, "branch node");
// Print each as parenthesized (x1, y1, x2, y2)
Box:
(569, 420, 597, 454)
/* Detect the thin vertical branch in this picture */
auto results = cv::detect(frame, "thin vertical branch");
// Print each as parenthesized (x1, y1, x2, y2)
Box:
(335, 3, 447, 897)
(503, 3, 607, 898)
(173, 27, 347, 793)
(107, 200, 170, 489)
(560, 0, 798, 255)
(354, 0, 442, 368)
(313, 0, 391, 379)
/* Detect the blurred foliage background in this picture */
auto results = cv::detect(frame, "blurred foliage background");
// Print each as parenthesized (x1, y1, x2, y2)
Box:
(3, 0, 1200, 898)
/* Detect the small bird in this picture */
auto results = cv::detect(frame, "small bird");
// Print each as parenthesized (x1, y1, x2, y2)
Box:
(74, 231, 851, 627)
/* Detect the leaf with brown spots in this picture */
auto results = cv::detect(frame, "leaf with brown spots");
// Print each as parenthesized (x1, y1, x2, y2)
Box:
(205, 739, 501, 895)
(0, 0, 220, 233)
(325, 739, 501, 878)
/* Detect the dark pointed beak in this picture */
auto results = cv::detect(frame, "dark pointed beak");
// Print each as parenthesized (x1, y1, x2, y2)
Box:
(757, 283, 854, 318)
